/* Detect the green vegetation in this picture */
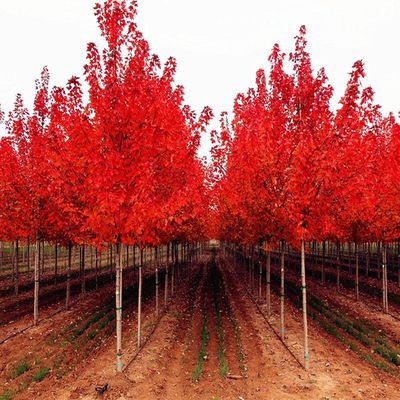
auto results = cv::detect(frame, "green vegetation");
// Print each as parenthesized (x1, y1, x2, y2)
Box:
(269, 265, 400, 374)
(32, 367, 50, 382)
(212, 282, 228, 378)
(10, 360, 29, 379)
(0, 390, 13, 400)
(192, 311, 209, 382)
(222, 280, 246, 374)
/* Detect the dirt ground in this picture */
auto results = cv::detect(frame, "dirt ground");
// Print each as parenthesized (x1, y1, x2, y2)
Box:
(2, 251, 400, 400)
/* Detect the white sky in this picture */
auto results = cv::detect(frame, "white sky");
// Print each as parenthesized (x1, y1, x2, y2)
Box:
(0, 0, 399, 157)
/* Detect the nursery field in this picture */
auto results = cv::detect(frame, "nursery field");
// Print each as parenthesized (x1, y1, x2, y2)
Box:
(1, 0, 400, 399)
(2, 244, 400, 400)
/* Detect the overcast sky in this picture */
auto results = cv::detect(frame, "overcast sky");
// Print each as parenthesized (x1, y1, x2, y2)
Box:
(0, 0, 399, 157)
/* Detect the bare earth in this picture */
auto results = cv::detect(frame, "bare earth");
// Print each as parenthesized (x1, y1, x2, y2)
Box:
(1, 254, 400, 400)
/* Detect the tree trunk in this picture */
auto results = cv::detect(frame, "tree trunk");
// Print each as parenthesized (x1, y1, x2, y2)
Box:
(377, 242, 381, 279)
(110, 245, 113, 280)
(81, 244, 86, 295)
(322, 240, 326, 286)
(336, 242, 340, 291)
(119, 245, 122, 307)
(301, 239, 309, 369)
(280, 243, 285, 339)
(115, 241, 123, 372)
(137, 249, 143, 348)
(164, 244, 169, 306)
(66, 241, 72, 310)
(155, 265, 159, 317)
(171, 245, 175, 298)
(41, 241, 45, 275)
(33, 236, 40, 326)
(95, 248, 99, 290)
(27, 238, 30, 276)
(355, 242, 359, 301)
(258, 260, 262, 302)
(382, 244, 388, 313)
(397, 241, 400, 288)
(348, 242, 352, 273)
(266, 251, 271, 316)
(90, 245, 93, 271)
(54, 243, 58, 284)
(15, 239, 19, 296)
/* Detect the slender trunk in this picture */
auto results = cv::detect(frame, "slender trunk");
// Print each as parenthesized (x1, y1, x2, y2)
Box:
(66, 241, 72, 310)
(397, 241, 400, 288)
(95, 248, 99, 290)
(377, 242, 381, 279)
(300, 239, 309, 370)
(336, 242, 340, 291)
(171, 245, 175, 298)
(33, 236, 40, 326)
(137, 249, 143, 348)
(110, 245, 113, 280)
(366, 242, 370, 277)
(115, 241, 123, 372)
(81, 245, 86, 295)
(280, 243, 285, 339)
(54, 243, 58, 284)
(266, 251, 271, 316)
(15, 239, 19, 295)
(41, 241, 45, 275)
(322, 240, 326, 286)
(119, 245, 122, 307)
(382, 244, 388, 313)
(90, 246, 93, 271)
(258, 260, 262, 302)
(164, 244, 169, 306)
(27, 238, 30, 276)
(155, 265, 159, 317)
(355, 242, 359, 301)
(348, 242, 352, 273)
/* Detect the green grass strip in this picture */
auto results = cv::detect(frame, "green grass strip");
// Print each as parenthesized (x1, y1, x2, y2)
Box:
(192, 311, 209, 382)
(212, 279, 228, 378)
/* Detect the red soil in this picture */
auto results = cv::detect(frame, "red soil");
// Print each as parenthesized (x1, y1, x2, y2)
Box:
(1, 252, 400, 399)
